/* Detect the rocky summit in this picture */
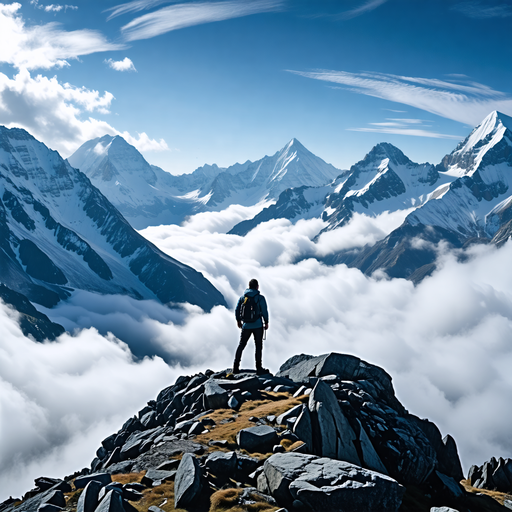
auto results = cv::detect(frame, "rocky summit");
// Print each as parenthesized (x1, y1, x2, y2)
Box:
(2, 353, 510, 512)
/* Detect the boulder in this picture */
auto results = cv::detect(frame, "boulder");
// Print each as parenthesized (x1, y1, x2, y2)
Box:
(141, 469, 176, 487)
(203, 380, 229, 409)
(37, 505, 62, 512)
(41, 492, 65, 509)
(293, 405, 313, 452)
(205, 451, 237, 477)
(237, 425, 278, 453)
(74, 473, 111, 490)
(33, 479, 61, 493)
(276, 404, 303, 426)
(94, 491, 124, 512)
(259, 452, 404, 511)
(174, 453, 203, 509)
(77, 481, 102, 512)
(308, 379, 360, 465)
(277, 353, 394, 396)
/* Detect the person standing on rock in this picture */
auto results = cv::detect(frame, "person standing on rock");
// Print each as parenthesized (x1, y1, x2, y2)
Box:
(233, 279, 269, 375)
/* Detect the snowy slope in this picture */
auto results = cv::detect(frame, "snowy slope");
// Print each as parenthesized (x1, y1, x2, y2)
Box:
(322, 142, 454, 231)
(69, 137, 341, 229)
(408, 111, 512, 238)
(68, 135, 209, 229)
(0, 126, 226, 310)
(334, 111, 512, 280)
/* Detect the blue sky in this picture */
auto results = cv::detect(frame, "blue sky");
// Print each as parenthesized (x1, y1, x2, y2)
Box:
(1, 0, 511, 173)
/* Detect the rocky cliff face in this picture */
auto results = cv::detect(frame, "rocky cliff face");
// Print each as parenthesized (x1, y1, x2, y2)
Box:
(4, 352, 505, 512)
(0, 126, 226, 317)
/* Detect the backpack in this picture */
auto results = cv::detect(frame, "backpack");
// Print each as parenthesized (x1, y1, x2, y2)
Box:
(241, 294, 260, 323)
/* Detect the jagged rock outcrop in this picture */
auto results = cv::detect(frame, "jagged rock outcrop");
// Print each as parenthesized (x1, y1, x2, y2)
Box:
(1, 352, 488, 512)
(468, 456, 512, 493)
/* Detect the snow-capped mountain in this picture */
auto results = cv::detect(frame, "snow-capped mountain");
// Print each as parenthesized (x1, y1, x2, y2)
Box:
(321, 142, 454, 232)
(334, 111, 512, 280)
(67, 135, 208, 229)
(230, 142, 453, 237)
(0, 126, 226, 312)
(68, 137, 341, 229)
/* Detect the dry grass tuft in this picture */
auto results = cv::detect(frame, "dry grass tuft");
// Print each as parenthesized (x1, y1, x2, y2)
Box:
(111, 472, 144, 485)
(193, 392, 307, 456)
(209, 488, 279, 512)
(460, 479, 509, 505)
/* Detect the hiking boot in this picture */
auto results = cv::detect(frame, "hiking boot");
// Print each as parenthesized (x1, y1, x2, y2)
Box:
(256, 367, 270, 376)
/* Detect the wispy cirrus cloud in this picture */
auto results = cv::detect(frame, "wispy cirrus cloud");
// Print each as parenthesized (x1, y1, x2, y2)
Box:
(350, 117, 461, 140)
(105, 0, 173, 21)
(120, 0, 284, 42)
(289, 69, 512, 127)
(452, 1, 512, 19)
(336, 0, 389, 20)
(0, 3, 122, 69)
(105, 57, 137, 72)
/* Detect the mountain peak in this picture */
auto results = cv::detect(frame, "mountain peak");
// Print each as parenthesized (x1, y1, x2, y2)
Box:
(364, 142, 410, 166)
(440, 110, 512, 175)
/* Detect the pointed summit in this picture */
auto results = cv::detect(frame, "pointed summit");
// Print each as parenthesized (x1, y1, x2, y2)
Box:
(440, 110, 512, 175)
(364, 142, 411, 167)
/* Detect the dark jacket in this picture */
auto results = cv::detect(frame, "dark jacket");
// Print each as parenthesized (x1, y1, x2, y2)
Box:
(235, 288, 269, 329)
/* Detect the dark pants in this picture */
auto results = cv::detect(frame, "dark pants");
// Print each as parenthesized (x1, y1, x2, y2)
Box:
(234, 327, 263, 370)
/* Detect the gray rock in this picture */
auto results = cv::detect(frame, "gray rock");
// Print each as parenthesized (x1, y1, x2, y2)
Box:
(94, 491, 124, 512)
(293, 405, 312, 453)
(239, 487, 277, 507)
(140, 411, 158, 429)
(260, 452, 404, 511)
(37, 505, 62, 512)
(228, 396, 239, 409)
(277, 353, 394, 397)
(148, 507, 165, 512)
(356, 418, 388, 475)
(74, 473, 111, 490)
(174, 454, 202, 508)
(203, 379, 229, 409)
(430, 508, 460, 512)
(140, 469, 176, 487)
(276, 404, 303, 426)
(214, 376, 261, 393)
(155, 459, 180, 471)
(308, 379, 360, 465)
(205, 451, 237, 477)
(434, 472, 464, 499)
(41, 491, 65, 509)
(237, 425, 278, 453)
(188, 421, 204, 436)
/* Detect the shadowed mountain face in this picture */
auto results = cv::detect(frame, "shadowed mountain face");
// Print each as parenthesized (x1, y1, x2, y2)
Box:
(68, 136, 342, 229)
(0, 126, 226, 314)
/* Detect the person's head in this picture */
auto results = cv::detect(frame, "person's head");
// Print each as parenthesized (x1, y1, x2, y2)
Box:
(248, 279, 259, 290)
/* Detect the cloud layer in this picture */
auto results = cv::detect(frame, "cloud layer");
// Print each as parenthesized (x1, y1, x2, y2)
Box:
(4, 189, 512, 501)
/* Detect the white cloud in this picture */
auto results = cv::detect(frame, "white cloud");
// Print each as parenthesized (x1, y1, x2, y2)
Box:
(0, 3, 122, 70)
(121, 0, 284, 42)
(105, 0, 172, 21)
(336, 0, 388, 20)
(452, 1, 512, 19)
(0, 302, 179, 501)
(0, 69, 168, 157)
(289, 69, 512, 127)
(105, 57, 137, 72)
(348, 126, 462, 140)
(5, 210, 512, 500)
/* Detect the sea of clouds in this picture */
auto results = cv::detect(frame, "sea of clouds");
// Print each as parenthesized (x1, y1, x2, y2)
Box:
(2, 206, 512, 501)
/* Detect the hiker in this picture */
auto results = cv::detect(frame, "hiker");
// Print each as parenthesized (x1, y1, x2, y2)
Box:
(233, 278, 269, 375)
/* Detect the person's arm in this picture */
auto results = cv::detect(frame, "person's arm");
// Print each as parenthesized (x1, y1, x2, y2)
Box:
(235, 297, 243, 329)
(260, 296, 269, 330)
